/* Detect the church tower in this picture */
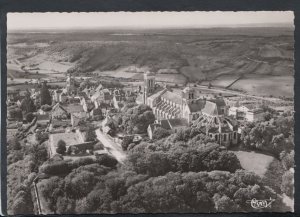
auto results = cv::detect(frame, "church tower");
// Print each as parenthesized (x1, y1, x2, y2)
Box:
(66, 73, 75, 94)
(181, 86, 195, 106)
(143, 71, 155, 104)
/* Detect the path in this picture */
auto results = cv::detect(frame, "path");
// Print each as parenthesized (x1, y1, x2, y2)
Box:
(95, 129, 126, 164)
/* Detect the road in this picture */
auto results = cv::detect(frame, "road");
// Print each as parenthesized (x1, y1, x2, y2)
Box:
(95, 129, 126, 164)
(191, 84, 284, 103)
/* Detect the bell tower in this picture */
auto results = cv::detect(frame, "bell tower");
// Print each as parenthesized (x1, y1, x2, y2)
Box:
(144, 71, 155, 93)
(143, 71, 155, 104)
(182, 86, 195, 106)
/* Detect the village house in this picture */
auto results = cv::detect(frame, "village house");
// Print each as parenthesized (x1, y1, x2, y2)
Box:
(59, 92, 68, 103)
(90, 107, 103, 120)
(91, 88, 113, 108)
(82, 100, 95, 113)
(49, 119, 71, 133)
(51, 103, 69, 120)
(36, 113, 50, 126)
(228, 105, 264, 122)
(83, 87, 96, 99)
(62, 103, 85, 116)
(48, 131, 95, 157)
(52, 89, 62, 102)
(7, 89, 19, 102)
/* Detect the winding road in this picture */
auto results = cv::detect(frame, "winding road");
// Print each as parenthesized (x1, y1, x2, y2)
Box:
(95, 129, 126, 164)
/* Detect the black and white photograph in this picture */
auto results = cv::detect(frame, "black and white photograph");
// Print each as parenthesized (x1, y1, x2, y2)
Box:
(6, 11, 295, 214)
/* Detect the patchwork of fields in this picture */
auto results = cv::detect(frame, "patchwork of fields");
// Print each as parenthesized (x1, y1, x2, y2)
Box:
(7, 27, 294, 97)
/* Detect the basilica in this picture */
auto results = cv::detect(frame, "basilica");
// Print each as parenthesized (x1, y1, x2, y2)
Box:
(138, 71, 239, 146)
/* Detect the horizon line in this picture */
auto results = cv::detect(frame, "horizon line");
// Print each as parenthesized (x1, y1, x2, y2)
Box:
(7, 22, 294, 32)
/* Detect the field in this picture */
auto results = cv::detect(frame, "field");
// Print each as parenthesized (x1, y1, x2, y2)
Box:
(232, 151, 274, 177)
(230, 75, 294, 98)
(7, 27, 294, 97)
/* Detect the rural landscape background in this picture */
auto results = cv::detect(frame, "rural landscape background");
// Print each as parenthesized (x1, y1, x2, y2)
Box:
(8, 26, 294, 98)
(6, 12, 295, 215)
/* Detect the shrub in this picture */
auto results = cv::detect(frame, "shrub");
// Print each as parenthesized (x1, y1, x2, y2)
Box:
(153, 127, 170, 140)
(121, 136, 134, 151)
(96, 154, 118, 168)
(25, 112, 35, 123)
(56, 140, 66, 155)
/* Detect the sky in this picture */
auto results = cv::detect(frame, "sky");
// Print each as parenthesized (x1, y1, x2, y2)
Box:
(7, 11, 294, 30)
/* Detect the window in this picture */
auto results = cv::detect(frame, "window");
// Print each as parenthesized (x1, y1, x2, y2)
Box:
(215, 135, 218, 141)
(233, 132, 236, 139)
(224, 134, 227, 141)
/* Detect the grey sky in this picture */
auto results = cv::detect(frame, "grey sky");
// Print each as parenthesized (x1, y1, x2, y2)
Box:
(7, 11, 294, 30)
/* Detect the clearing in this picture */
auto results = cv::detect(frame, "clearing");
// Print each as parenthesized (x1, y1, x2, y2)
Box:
(232, 150, 274, 177)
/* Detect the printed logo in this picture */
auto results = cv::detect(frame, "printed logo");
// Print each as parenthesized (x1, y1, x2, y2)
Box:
(246, 198, 275, 209)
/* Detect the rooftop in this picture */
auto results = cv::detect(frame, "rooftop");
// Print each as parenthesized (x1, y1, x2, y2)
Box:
(161, 90, 182, 105)
(62, 104, 84, 114)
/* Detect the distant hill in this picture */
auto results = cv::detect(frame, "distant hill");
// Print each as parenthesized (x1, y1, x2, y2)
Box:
(7, 27, 294, 83)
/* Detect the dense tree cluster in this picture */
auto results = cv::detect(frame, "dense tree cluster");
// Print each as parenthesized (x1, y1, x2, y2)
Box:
(37, 167, 289, 214)
(240, 113, 294, 157)
(7, 138, 48, 214)
(152, 127, 170, 140)
(124, 129, 241, 176)
(115, 104, 155, 134)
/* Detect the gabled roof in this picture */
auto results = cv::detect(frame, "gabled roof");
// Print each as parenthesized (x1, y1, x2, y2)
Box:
(168, 118, 189, 128)
(188, 99, 206, 113)
(51, 119, 70, 127)
(158, 118, 189, 130)
(71, 112, 87, 119)
(62, 104, 84, 114)
(201, 101, 219, 116)
(52, 103, 68, 114)
(161, 90, 182, 105)
(37, 114, 50, 121)
(96, 84, 103, 91)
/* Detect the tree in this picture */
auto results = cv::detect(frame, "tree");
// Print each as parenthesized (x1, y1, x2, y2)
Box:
(153, 127, 170, 140)
(40, 81, 52, 106)
(96, 154, 118, 168)
(121, 135, 134, 151)
(117, 104, 155, 134)
(8, 137, 22, 151)
(41, 104, 52, 111)
(20, 93, 36, 115)
(281, 171, 294, 198)
(8, 108, 23, 121)
(56, 140, 66, 155)
(85, 126, 96, 141)
(25, 112, 35, 123)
